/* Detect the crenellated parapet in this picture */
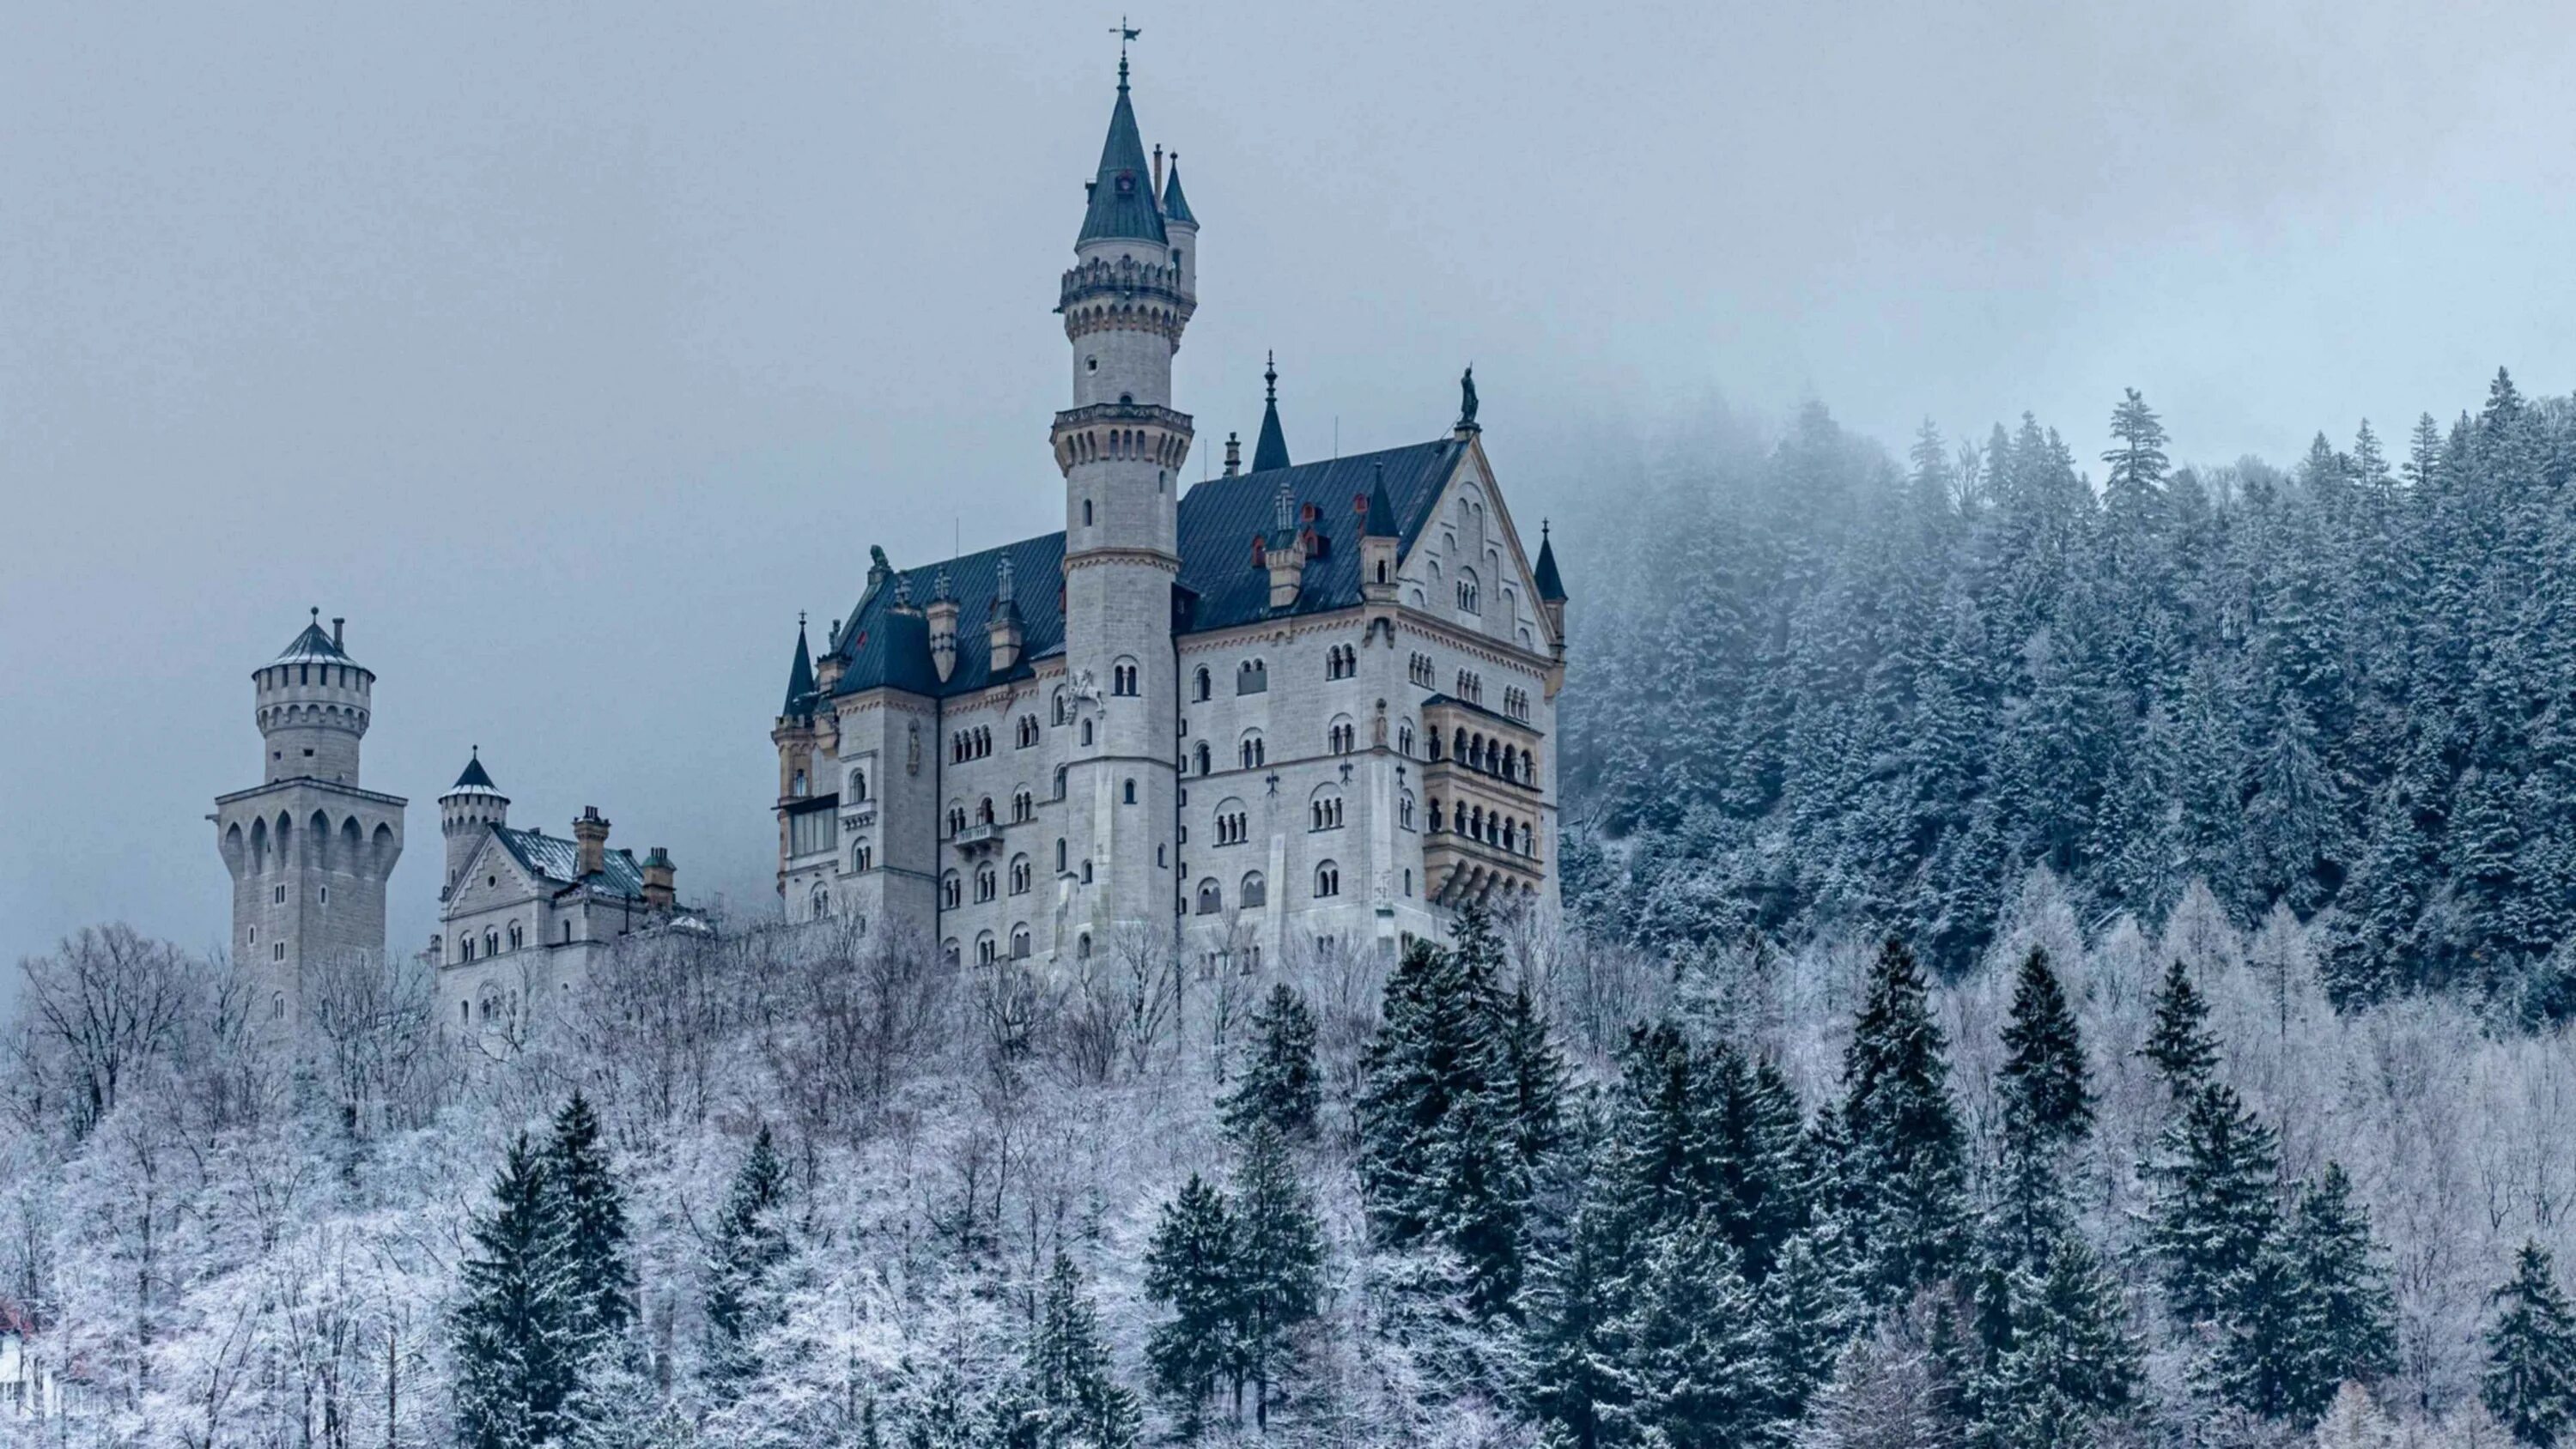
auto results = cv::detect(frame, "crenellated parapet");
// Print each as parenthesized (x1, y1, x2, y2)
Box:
(1057, 256, 1194, 348)
(1050, 401, 1196, 476)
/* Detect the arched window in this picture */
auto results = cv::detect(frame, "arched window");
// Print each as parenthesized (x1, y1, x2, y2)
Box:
(848, 767, 869, 801)
(1197, 879, 1223, 914)
(507, 922, 524, 950)
(1309, 786, 1344, 831)
(947, 803, 967, 836)
(792, 767, 808, 796)
(1213, 797, 1248, 846)
(1113, 658, 1139, 696)
(1077, 933, 1092, 960)
(1404, 868, 1414, 896)
(1054, 767, 1067, 798)
(1052, 689, 1070, 726)
(1314, 861, 1341, 898)
(1010, 855, 1031, 894)
(1081, 719, 1095, 747)
(1194, 741, 1212, 775)
(975, 864, 996, 902)
(1242, 871, 1267, 908)
(1013, 789, 1034, 822)
(1017, 715, 1039, 748)
(1399, 721, 1415, 755)
(1239, 732, 1265, 770)
(942, 938, 961, 967)
(1083, 499, 1094, 526)
(1082, 858, 1095, 883)
(941, 871, 963, 909)
(484, 929, 499, 958)
(1011, 925, 1031, 959)
(1325, 645, 1356, 680)
(1400, 791, 1416, 830)
(975, 932, 998, 966)
(1055, 838, 1068, 873)
(811, 884, 832, 919)
(1327, 718, 1355, 755)
(1123, 778, 1138, 804)
(1194, 666, 1212, 700)
(1236, 659, 1267, 695)
(852, 840, 874, 872)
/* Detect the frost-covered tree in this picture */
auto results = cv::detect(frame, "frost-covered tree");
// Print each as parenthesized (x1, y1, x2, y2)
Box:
(1839, 939, 1969, 1304)
(1142, 1173, 1237, 1434)
(2486, 1242, 2576, 1447)
(453, 1133, 580, 1449)
(1218, 982, 1320, 1144)
(705, 1125, 791, 1391)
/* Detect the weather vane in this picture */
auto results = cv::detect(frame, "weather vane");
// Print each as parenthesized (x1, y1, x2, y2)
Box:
(1111, 15, 1140, 75)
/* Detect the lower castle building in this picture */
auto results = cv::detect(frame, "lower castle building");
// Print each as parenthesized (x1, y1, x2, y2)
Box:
(771, 62, 1569, 967)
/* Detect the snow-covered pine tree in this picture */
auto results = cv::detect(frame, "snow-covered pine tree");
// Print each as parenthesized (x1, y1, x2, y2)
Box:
(1996, 949, 2093, 1154)
(1839, 939, 1970, 1305)
(1141, 1173, 1238, 1435)
(1601, 1215, 1781, 1449)
(1230, 1121, 1323, 1430)
(2485, 1241, 2576, 1448)
(2287, 1163, 2399, 1407)
(2146, 1081, 2281, 1326)
(1971, 1234, 2137, 1449)
(453, 1132, 581, 1449)
(547, 1093, 636, 1346)
(2142, 957, 2219, 1097)
(1028, 1249, 1140, 1449)
(1218, 982, 1320, 1145)
(704, 1124, 792, 1392)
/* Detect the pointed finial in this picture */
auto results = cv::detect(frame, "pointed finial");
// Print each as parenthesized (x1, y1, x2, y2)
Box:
(933, 565, 953, 603)
(1542, 518, 1550, 540)
(997, 554, 1016, 603)
(1265, 349, 1278, 401)
(894, 572, 914, 607)
(798, 609, 807, 632)
(1274, 478, 1297, 531)
(310, 605, 319, 622)
(1112, 16, 1139, 86)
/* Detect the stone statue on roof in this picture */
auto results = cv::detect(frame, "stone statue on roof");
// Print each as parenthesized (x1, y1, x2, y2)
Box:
(1458, 365, 1479, 429)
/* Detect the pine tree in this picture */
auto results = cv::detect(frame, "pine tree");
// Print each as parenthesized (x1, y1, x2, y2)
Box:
(1996, 949, 2093, 1153)
(546, 1093, 636, 1348)
(2288, 1164, 2399, 1401)
(1602, 1216, 1783, 1449)
(2147, 1082, 2280, 1325)
(1141, 1173, 1237, 1434)
(1498, 978, 1571, 1173)
(453, 1133, 580, 1449)
(1761, 1229, 1856, 1425)
(1231, 1121, 1323, 1429)
(1972, 1235, 2138, 1449)
(1218, 983, 1320, 1144)
(1028, 1250, 1139, 1449)
(2486, 1242, 2576, 1447)
(1518, 1135, 1630, 1449)
(2142, 957, 2219, 1096)
(705, 1125, 792, 1391)
(1840, 938, 1970, 1303)
(1356, 936, 1498, 1245)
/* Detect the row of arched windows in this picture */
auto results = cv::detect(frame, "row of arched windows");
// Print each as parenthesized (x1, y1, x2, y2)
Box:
(1455, 670, 1484, 706)
(951, 725, 993, 762)
(1325, 644, 1357, 679)
(1430, 729, 1538, 785)
(1427, 797, 1539, 857)
(1501, 687, 1530, 723)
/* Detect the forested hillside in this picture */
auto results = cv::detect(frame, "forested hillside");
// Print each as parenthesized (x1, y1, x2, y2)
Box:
(17, 372, 2576, 1448)
(1560, 371, 2576, 1013)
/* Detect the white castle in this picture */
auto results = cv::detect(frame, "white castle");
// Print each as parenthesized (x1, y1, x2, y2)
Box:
(769, 60, 1570, 967)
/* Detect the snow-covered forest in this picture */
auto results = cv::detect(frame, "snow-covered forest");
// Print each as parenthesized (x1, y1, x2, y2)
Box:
(18, 374, 2576, 1447)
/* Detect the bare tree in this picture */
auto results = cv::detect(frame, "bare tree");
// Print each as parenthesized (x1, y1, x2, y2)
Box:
(305, 949, 446, 1140)
(10, 925, 193, 1141)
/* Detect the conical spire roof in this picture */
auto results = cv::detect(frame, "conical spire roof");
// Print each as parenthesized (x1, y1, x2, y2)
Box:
(1252, 352, 1291, 472)
(1364, 464, 1399, 537)
(1076, 60, 1168, 247)
(267, 607, 353, 667)
(781, 616, 817, 717)
(1534, 520, 1567, 601)
(449, 748, 499, 793)
(1161, 156, 1195, 226)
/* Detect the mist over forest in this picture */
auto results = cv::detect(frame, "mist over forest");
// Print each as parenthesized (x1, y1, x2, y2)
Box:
(15, 370, 2576, 1449)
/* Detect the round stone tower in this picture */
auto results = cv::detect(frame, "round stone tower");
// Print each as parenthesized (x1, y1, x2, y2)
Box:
(439, 749, 510, 898)
(254, 608, 373, 783)
(1053, 57, 1194, 940)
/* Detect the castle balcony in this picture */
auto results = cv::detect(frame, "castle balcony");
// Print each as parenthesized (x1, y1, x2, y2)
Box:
(1423, 828, 1544, 906)
(951, 821, 1005, 853)
(1419, 697, 1544, 797)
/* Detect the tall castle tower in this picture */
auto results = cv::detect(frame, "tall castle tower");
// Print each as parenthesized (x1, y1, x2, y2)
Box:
(438, 749, 509, 899)
(210, 610, 406, 1030)
(1052, 56, 1194, 937)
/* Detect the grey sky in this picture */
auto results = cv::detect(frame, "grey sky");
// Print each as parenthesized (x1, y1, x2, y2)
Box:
(6, 1, 2572, 992)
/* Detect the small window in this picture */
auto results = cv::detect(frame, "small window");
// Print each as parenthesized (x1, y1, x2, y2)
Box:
(1123, 779, 1138, 804)
(1197, 879, 1223, 915)
(1081, 719, 1095, 747)
(1236, 660, 1267, 695)
(1083, 499, 1095, 526)
(1194, 667, 1212, 701)
(1242, 871, 1267, 908)
(1315, 861, 1341, 898)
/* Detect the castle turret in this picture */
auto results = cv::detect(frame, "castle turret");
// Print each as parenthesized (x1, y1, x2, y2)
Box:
(1361, 464, 1401, 603)
(213, 610, 404, 1034)
(1252, 352, 1290, 472)
(1053, 57, 1192, 940)
(1160, 152, 1197, 298)
(1534, 519, 1568, 652)
(987, 555, 1026, 675)
(438, 749, 510, 897)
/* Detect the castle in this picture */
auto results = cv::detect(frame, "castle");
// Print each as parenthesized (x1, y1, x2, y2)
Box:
(769, 61, 1570, 967)
(211, 63, 1569, 1018)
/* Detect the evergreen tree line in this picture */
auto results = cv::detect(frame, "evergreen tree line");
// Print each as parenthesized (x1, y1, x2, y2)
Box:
(1559, 371, 2576, 1013)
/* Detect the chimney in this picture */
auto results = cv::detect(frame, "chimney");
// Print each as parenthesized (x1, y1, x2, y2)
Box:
(331, 616, 344, 649)
(816, 618, 845, 693)
(641, 846, 676, 911)
(1152, 143, 1163, 197)
(1224, 432, 1241, 477)
(573, 807, 610, 877)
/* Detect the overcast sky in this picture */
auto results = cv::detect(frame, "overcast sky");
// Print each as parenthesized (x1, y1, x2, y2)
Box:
(6, 0, 2573, 998)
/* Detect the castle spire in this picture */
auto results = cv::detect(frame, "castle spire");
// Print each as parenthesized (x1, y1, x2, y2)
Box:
(1252, 351, 1291, 472)
(781, 614, 817, 718)
(1077, 53, 1166, 247)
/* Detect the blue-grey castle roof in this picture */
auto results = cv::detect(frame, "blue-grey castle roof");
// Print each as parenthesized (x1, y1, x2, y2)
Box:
(451, 750, 498, 791)
(1160, 160, 1195, 226)
(494, 827, 648, 900)
(809, 437, 1466, 702)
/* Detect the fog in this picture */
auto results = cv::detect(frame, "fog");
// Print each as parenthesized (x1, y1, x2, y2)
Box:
(5, 0, 2573, 998)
